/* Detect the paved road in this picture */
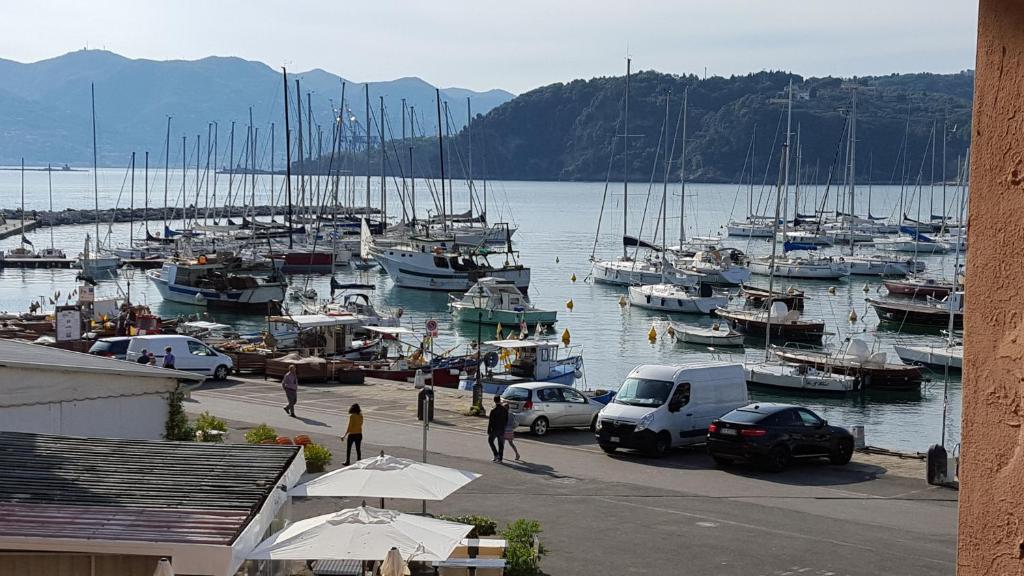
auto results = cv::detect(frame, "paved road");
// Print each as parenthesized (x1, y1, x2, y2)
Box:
(190, 378, 957, 576)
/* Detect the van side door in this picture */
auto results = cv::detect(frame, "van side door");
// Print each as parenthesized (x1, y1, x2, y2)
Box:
(185, 340, 217, 376)
(666, 382, 698, 445)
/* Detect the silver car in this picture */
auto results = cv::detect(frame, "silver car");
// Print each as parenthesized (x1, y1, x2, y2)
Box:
(501, 382, 603, 436)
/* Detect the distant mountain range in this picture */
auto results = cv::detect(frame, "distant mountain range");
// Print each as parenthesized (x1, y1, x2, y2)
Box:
(0, 50, 515, 166)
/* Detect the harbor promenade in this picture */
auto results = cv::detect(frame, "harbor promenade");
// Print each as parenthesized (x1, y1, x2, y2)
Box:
(188, 375, 957, 575)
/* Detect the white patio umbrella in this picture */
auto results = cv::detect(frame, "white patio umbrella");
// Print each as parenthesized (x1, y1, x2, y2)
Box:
(290, 454, 480, 501)
(380, 547, 407, 576)
(247, 506, 472, 562)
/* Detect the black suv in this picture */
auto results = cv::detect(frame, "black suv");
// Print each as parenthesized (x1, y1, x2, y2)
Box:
(87, 337, 132, 360)
(707, 403, 854, 472)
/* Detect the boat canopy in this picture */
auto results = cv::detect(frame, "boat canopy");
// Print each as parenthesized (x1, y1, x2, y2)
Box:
(364, 326, 416, 336)
(783, 241, 819, 253)
(898, 226, 936, 242)
(270, 314, 363, 328)
(484, 339, 555, 349)
(181, 320, 232, 331)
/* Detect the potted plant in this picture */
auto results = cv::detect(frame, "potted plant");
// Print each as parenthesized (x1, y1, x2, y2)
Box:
(193, 412, 228, 442)
(304, 443, 332, 473)
(245, 424, 278, 445)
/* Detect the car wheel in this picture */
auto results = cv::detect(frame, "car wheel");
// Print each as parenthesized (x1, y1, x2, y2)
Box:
(214, 365, 229, 381)
(600, 444, 617, 454)
(764, 445, 790, 472)
(647, 432, 671, 458)
(711, 454, 732, 468)
(530, 416, 549, 436)
(589, 414, 599, 433)
(830, 439, 854, 465)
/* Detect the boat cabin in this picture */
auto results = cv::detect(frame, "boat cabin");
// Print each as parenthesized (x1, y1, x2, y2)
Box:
(460, 339, 583, 395)
(465, 278, 527, 310)
(267, 314, 363, 356)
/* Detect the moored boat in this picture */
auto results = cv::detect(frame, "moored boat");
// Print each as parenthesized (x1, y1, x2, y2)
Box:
(745, 362, 861, 393)
(866, 293, 964, 328)
(147, 256, 286, 311)
(669, 321, 744, 347)
(893, 343, 963, 371)
(628, 282, 728, 314)
(883, 277, 955, 299)
(450, 277, 557, 326)
(770, 340, 922, 390)
(716, 302, 825, 343)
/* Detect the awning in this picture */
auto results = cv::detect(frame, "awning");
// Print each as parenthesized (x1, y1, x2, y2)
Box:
(269, 315, 363, 328)
(364, 326, 416, 336)
(483, 339, 551, 349)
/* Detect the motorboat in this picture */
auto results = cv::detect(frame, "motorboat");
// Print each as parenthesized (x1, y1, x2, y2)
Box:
(669, 321, 744, 347)
(591, 256, 665, 286)
(726, 219, 774, 238)
(450, 277, 557, 326)
(745, 361, 860, 393)
(866, 292, 964, 328)
(147, 256, 286, 311)
(716, 302, 825, 343)
(628, 282, 728, 314)
(739, 284, 805, 311)
(844, 254, 926, 277)
(748, 254, 850, 279)
(893, 342, 963, 371)
(372, 236, 530, 292)
(458, 339, 583, 396)
(770, 339, 923, 391)
(883, 276, 955, 299)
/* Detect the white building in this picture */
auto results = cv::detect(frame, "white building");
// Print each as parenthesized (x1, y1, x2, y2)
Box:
(0, 339, 204, 439)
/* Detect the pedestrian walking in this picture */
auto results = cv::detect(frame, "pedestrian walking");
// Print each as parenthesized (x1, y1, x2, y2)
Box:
(281, 365, 298, 417)
(342, 404, 363, 465)
(161, 346, 176, 370)
(136, 349, 150, 364)
(503, 400, 521, 461)
(487, 395, 508, 462)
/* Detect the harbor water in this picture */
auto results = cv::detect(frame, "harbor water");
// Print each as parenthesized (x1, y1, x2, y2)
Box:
(0, 168, 964, 452)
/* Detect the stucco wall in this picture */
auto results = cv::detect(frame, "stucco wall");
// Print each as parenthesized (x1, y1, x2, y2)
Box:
(959, 0, 1024, 573)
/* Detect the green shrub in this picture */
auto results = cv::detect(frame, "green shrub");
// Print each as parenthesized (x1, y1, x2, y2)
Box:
(437, 515, 497, 538)
(501, 519, 546, 576)
(304, 443, 332, 471)
(164, 390, 194, 441)
(245, 424, 278, 445)
(193, 412, 227, 442)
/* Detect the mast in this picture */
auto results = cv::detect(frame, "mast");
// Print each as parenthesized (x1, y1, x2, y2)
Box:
(91, 83, 101, 252)
(20, 158, 25, 250)
(942, 112, 948, 223)
(227, 122, 235, 216)
(748, 123, 755, 219)
(930, 120, 937, 220)
(436, 89, 447, 234)
(444, 101, 453, 224)
(467, 96, 473, 219)
(163, 116, 171, 234)
(660, 90, 671, 282)
(365, 84, 371, 221)
(380, 96, 386, 227)
(144, 152, 149, 235)
(410, 105, 416, 221)
(623, 57, 630, 259)
(269, 122, 275, 223)
(401, 98, 407, 223)
(295, 80, 304, 216)
(129, 152, 135, 248)
(941, 148, 969, 447)
(794, 124, 801, 219)
(765, 79, 794, 359)
(848, 90, 857, 256)
(679, 87, 688, 246)
(47, 162, 55, 250)
(283, 67, 294, 249)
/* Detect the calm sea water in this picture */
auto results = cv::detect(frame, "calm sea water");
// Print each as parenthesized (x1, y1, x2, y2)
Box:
(0, 168, 965, 452)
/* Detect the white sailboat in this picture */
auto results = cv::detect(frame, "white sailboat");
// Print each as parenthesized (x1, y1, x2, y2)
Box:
(78, 84, 121, 276)
(669, 321, 744, 347)
(745, 361, 860, 393)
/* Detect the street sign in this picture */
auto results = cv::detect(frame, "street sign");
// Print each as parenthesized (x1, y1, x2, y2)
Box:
(425, 319, 438, 335)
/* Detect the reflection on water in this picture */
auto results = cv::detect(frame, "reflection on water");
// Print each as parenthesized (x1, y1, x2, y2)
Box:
(0, 174, 963, 452)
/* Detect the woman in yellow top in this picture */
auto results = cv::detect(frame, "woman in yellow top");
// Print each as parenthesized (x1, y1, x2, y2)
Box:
(342, 404, 363, 465)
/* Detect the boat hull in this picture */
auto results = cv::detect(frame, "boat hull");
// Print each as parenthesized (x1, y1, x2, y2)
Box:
(716, 309, 825, 343)
(376, 248, 530, 292)
(771, 349, 922, 390)
(746, 364, 860, 393)
(148, 270, 287, 311)
(882, 280, 953, 299)
(452, 305, 558, 326)
(749, 259, 849, 279)
(591, 259, 664, 286)
(628, 285, 726, 314)
(893, 344, 963, 371)
(867, 300, 963, 328)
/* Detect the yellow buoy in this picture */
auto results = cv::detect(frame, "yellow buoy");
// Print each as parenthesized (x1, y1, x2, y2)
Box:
(618, 295, 628, 307)
(495, 322, 504, 339)
(566, 299, 574, 311)
(561, 328, 571, 347)
(648, 325, 658, 342)
(571, 273, 577, 283)
(849, 309, 859, 322)
(828, 286, 837, 295)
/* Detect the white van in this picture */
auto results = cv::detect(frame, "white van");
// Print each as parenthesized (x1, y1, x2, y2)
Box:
(126, 335, 234, 380)
(596, 362, 748, 456)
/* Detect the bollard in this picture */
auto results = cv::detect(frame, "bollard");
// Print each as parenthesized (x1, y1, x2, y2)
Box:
(417, 387, 435, 422)
(850, 425, 866, 449)
(927, 444, 948, 486)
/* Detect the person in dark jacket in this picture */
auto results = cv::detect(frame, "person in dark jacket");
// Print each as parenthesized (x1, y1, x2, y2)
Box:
(487, 395, 508, 462)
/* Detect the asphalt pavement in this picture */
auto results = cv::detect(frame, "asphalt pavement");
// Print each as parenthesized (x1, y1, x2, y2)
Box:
(188, 377, 957, 576)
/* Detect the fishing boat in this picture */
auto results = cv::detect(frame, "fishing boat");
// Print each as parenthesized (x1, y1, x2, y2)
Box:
(450, 277, 557, 326)
(893, 342, 963, 371)
(669, 321, 744, 347)
(716, 302, 826, 343)
(866, 292, 964, 328)
(628, 282, 728, 314)
(148, 256, 286, 311)
(458, 339, 583, 396)
(372, 236, 531, 292)
(745, 361, 860, 393)
(356, 327, 479, 387)
(739, 284, 805, 311)
(771, 339, 922, 390)
(883, 276, 955, 299)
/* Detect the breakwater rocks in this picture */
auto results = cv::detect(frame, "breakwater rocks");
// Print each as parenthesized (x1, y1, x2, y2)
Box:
(0, 205, 379, 228)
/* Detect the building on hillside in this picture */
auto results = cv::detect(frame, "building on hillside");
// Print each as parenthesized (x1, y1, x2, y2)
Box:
(0, 431, 303, 576)
(0, 339, 203, 439)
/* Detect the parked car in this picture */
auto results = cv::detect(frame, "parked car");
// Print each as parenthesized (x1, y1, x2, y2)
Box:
(87, 336, 132, 360)
(125, 335, 233, 380)
(706, 403, 854, 472)
(500, 382, 603, 436)
(596, 362, 748, 456)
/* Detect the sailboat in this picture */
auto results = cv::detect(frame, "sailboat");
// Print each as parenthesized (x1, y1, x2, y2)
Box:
(78, 85, 121, 276)
(591, 58, 665, 287)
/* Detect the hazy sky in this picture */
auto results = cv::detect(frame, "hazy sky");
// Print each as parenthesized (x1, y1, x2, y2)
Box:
(0, 1, 978, 93)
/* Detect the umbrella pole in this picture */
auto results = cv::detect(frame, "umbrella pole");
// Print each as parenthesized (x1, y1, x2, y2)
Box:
(422, 391, 430, 515)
